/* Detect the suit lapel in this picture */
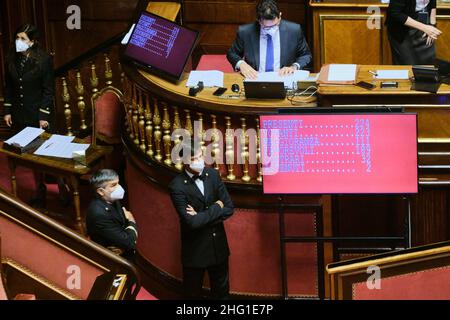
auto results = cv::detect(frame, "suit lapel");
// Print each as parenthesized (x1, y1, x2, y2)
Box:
(251, 23, 260, 71)
(202, 170, 211, 204)
(183, 171, 205, 203)
(279, 20, 288, 68)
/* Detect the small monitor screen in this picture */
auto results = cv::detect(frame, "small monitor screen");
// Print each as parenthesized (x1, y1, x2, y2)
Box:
(123, 11, 199, 81)
(260, 113, 418, 194)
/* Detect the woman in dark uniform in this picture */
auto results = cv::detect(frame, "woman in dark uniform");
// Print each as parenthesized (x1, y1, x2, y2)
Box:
(3, 24, 53, 131)
(3, 24, 68, 207)
(387, 0, 442, 65)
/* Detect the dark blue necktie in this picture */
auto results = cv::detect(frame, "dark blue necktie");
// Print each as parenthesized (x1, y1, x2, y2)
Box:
(265, 34, 274, 72)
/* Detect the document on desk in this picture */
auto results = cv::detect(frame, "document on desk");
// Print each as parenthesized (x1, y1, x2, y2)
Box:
(375, 70, 409, 80)
(34, 140, 89, 159)
(34, 134, 75, 153)
(4, 127, 44, 148)
(245, 70, 310, 89)
(186, 70, 224, 88)
(327, 64, 357, 82)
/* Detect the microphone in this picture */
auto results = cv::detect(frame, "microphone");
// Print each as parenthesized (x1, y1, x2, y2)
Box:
(189, 81, 204, 96)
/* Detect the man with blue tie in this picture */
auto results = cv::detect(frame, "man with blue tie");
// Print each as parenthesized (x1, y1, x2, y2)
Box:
(227, 0, 312, 79)
(169, 139, 234, 299)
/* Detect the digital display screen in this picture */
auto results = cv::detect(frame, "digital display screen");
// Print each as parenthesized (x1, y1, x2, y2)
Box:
(124, 11, 199, 81)
(260, 114, 418, 194)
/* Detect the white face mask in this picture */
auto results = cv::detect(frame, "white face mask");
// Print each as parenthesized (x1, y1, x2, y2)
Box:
(16, 39, 30, 53)
(106, 184, 125, 202)
(262, 26, 278, 37)
(190, 158, 205, 173)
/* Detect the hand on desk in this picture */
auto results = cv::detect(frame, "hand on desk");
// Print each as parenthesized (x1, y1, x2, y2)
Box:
(239, 61, 258, 80)
(279, 66, 296, 76)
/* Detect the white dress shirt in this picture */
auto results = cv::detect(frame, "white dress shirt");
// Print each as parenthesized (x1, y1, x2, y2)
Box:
(416, 0, 430, 11)
(259, 27, 281, 72)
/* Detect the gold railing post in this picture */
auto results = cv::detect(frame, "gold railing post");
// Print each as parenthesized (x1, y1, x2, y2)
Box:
(145, 94, 154, 158)
(173, 106, 183, 171)
(75, 70, 87, 131)
(256, 118, 263, 183)
(153, 98, 163, 162)
(132, 85, 140, 145)
(225, 116, 236, 181)
(240, 117, 251, 182)
(90, 62, 99, 94)
(138, 89, 146, 153)
(211, 114, 221, 172)
(62, 77, 73, 136)
(162, 102, 172, 166)
(104, 53, 113, 86)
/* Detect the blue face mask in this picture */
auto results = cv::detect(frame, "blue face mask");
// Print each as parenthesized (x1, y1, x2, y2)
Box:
(15, 39, 30, 53)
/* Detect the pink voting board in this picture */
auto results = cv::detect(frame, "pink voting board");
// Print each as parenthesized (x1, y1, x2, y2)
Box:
(260, 114, 418, 194)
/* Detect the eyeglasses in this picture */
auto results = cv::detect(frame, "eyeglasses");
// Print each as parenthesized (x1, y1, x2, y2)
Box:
(259, 18, 281, 30)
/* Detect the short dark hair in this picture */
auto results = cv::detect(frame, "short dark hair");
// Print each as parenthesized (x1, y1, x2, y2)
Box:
(256, 0, 280, 21)
(15, 24, 40, 42)
(90, 169, 119, 190)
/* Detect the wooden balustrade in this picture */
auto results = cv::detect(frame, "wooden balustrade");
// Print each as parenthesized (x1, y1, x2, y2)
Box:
(56, 51, 123, 136)
(121, 79, 265, 185)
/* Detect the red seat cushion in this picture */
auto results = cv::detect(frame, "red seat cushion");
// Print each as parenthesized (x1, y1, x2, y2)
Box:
(195, 55, 234, 73)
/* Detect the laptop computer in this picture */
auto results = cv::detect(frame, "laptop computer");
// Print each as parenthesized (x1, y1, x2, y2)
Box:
(243, 81, 286, 99)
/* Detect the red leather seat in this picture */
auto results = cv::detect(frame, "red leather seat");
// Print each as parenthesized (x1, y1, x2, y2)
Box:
(195, 54, 235, 73)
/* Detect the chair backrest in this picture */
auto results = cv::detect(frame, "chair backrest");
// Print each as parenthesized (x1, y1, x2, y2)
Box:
(91, 86, 125, 147)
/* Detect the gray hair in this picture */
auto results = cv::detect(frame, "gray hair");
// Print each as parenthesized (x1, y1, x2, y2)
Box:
(90, 169, 119, 190)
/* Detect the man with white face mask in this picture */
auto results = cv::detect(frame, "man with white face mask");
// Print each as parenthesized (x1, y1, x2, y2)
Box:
(227, 0, 312, 79)
(86, 169, 138, 261)
(169, 140, 234, 299)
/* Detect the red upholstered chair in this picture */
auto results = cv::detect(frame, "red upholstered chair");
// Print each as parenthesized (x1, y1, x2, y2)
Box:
(90, 86, 125, 171)
(195, 54, 235, 73)
(91, 86, 125, 148)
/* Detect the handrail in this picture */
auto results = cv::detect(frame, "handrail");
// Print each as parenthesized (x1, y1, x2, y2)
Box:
(0, 187, 141, 299)
(54, 31, 126, 77)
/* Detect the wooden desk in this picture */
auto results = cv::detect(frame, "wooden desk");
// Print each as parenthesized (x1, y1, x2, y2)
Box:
(0, 135, 112, 234)
(318, 65, 450, 107)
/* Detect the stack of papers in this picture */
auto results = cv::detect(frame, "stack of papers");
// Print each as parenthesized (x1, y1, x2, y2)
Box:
(34, 134, 90, 159)
(328, 64, 357, 82)
(4, 127, 44, 147)
(245, 70, 310, 89)
(186, 71, 224, 88)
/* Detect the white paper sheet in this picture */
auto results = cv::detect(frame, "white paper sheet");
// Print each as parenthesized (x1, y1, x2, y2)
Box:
(4, 127, 44, 148)
(34, 141, 90, 159)
(245, 70, 310, 89)
(328, 64, 357, 82)
(186, 71, 224, 88)
(375, 70, 409, 80)
(121, 24, 136, 45)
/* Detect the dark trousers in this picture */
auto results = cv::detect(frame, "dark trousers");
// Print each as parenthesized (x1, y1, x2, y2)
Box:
(389, 28, 436, 65)
(183, 260, 229, 300)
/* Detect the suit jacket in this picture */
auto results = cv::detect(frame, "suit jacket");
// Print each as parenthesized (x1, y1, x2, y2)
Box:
(4, 47, 54, 131)
(86, 197, 138, 260)
(169, 167, 234, 268)
(386, 0, 437, 42)
(226, 20, 312, 71)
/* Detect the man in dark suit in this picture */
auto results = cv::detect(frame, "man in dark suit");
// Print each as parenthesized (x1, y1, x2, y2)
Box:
(227, 0, 312, 79)
(86, 169, 138, 261)
(169, 141, 234, 299)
